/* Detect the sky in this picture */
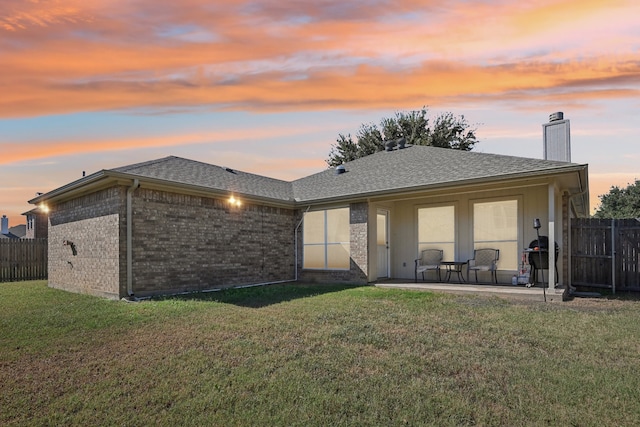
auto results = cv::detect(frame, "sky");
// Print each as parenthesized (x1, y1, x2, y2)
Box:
(1, 0, 639, 227)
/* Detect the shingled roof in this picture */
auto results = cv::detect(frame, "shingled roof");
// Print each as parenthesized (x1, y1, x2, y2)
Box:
(108, 146, 586, 203)
(291, 145, 586, 202)
(112, 156, 294, 202)
(31, 146, 587, 207)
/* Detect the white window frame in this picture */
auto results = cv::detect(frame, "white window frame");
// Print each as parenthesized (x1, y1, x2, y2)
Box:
(416, 204, 457, 261)
(471, 197, 521, 271)
(303, 207, 350, 270)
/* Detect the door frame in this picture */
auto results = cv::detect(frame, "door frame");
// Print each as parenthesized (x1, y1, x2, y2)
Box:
(377, 209, 390, 279)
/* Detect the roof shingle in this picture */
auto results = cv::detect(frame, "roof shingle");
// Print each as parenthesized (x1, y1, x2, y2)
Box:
(101, 146, 585, 204)
(112, 156, 294, 201)
(291, 145, 583, 202)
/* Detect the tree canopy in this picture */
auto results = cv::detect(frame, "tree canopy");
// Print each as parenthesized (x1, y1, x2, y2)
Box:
(327, 107, 479, 167)
(593, 179, 640, 219)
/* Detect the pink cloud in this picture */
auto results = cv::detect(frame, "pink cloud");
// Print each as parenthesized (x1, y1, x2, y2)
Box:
(3, 0, 639, 227)
(1, 0, 638, 118)
(0, 0, 92, 32)
(1, 44, 638, 118)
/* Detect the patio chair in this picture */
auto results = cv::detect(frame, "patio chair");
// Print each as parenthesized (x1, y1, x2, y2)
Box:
(415, 249, 443, 282)
(467, 248, 500, 284)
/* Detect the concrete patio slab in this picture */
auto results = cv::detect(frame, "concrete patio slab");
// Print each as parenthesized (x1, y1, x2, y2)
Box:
(374, 281, 566, 302)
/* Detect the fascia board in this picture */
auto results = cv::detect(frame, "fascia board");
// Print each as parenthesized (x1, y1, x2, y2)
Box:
(29, 162, 587, 211)
(30, 170, 296, 209)
(28, 170, 112, 205)
(133, 174, 296, 208)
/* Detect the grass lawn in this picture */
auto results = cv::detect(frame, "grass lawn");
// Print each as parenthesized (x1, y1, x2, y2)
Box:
(2, 281, 640, 426)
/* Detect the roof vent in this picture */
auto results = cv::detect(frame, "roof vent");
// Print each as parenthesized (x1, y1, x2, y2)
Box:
(224, 167, 236, 174)
(549, 112, 564, 122)
(384, 137, 407, 151)
(335, 165, 346, 175)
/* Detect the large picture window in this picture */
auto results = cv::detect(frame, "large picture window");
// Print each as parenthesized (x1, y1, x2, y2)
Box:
(473, 200, 518, 270)
(303, 208, 350, 270)
(418, 205, 455, 261)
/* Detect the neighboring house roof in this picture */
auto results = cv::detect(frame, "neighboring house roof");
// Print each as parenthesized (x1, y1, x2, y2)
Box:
(9, 225, 26, 238)
(22, 207, 40, 215)
(29, 145, 589, 214)
(0, 232, 20, 239)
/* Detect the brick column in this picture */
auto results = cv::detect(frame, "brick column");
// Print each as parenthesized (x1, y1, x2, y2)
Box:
(350, 202, 369, 283)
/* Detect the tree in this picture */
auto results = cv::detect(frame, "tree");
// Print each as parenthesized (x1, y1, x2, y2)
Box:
(593, 179, 640, 219)
(327, 107, 478, 167)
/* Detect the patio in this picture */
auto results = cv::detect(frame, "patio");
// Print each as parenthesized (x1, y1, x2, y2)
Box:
(374, 280, 566, 302)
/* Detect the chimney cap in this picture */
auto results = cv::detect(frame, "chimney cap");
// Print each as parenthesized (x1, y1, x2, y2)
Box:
(549, 112, 564, 122)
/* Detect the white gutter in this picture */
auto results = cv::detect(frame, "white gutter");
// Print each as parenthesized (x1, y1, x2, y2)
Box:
(126, 179, 140, 298)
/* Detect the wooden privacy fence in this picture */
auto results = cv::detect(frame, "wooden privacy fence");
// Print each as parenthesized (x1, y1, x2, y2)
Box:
(571, 218, 640, 293)
(0, 239, 48, 282)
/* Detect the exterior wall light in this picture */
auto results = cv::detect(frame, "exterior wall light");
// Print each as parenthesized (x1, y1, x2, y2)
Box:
(40, 203, 50, 214)
(229, 196, 242, 207)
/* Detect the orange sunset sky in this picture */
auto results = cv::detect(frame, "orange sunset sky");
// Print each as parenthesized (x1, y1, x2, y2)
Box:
(1, 0, 639, 227)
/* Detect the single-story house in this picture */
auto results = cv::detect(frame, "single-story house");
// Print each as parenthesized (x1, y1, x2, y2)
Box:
(29, 145, 589, 299)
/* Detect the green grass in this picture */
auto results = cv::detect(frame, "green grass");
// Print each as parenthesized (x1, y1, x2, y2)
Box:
(2, 281, 640, 426)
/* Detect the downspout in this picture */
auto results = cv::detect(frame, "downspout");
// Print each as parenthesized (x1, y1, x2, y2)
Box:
(294, 206, 311, 281)
(126, 179, 140, 298)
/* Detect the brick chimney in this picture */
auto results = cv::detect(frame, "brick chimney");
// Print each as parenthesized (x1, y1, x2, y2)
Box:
(1, 215, 8, 234)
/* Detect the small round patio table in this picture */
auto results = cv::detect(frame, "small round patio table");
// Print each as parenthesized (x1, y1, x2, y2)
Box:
(441, 261, 467, 283)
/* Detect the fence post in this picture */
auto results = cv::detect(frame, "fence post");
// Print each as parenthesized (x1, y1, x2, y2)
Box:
(611, 219, 616, 295)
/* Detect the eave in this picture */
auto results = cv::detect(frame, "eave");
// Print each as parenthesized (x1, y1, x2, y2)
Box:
(29, 170, 297, 209)
(294, 164, 589, 207)
(29, 160, 589, 216)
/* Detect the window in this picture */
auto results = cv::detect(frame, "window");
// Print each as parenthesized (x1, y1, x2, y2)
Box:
(303, 207, 350, 270)
(473, 200, 518, 270)
(418, 205, 455, 260)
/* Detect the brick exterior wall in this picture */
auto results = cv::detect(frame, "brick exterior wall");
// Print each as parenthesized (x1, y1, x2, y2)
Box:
(48, 187, 125, 299)
(35, 213, 49, 239)
(349, 202, 369, 282)
(25, 211, 49, 239)
(298, 202, 369, 285)
(25, 217, 34, 239)
(130, 188, 296, 297)
(46, 184, 370, 299)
